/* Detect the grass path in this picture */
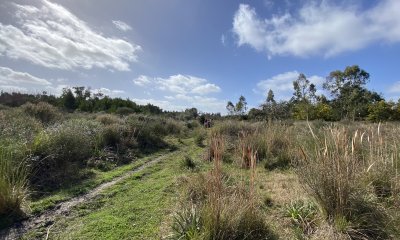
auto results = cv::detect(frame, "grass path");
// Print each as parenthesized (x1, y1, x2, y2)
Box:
(1, 139, 201, 239)
(29, 141, 201, 239)
(1, 141, 194, 240)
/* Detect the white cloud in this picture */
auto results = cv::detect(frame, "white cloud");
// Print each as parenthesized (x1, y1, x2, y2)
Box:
(133, 74, 224, 112)
(130, 98, 185, 112)
(192, 83, 221, 95)
(221, 34, 226, 46)
(233, 0, 400, 58)
(40, 84, 70, 96)
(134, 74, 221, 95)
(388, 82, 400, 93)
(160, 74, 221, 95)
(0, 85, 28, 93)
(0, 0, 141, 71)
(256, 71, 324, 100)
(112, 20, 132, 32)
(0, 66, 51, 86)
(133, 75, 152, 86)
(93, 87, 125, 96)
(131, 96, 226, 113)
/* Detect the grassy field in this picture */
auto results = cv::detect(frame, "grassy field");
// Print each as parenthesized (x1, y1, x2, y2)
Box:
(1, 103, 400, 239)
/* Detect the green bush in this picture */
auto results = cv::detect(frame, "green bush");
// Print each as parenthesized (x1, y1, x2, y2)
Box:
(21, 102, 61, 124)
(0, 109, 42, 144)
(126, 115, 184, 151)
(194, 129, 206, 147)
(95, 114, 121, 125)
(31, 119, 101, 190)
(115, 107, 136, 115)
(99, 124, 123, 148)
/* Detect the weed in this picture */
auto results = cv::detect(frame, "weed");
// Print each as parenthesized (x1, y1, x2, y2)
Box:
(171, 205, 202, 239)
(181, 156, 197, 170)
(285, 200, 318, 235)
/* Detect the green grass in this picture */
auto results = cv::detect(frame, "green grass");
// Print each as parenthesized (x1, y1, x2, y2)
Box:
(29, 143, 182, 216)
(23, 138, 203, 239)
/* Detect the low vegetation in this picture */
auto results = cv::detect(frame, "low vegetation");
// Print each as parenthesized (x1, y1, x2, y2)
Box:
(1, 73, 400, 239)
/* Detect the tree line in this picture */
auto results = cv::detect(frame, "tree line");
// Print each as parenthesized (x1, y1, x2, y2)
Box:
(2, 65, 398, 122)
(228, 65, 400, 122)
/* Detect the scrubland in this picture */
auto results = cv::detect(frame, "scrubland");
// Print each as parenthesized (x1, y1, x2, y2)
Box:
(1, 102, 399, 239)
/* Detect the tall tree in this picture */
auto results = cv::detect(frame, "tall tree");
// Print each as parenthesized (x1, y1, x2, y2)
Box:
(61, 88, 76, 111)
(235, 95, 247, 115)
(292, 74, 315, 120)
(266, 89, 275, 103)
(323, 65, 377, 120)
(226, 101, 235, 115)
(293, 73, 310, 102)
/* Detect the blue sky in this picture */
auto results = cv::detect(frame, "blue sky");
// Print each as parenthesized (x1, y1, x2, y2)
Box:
(1, 0, 400, 113)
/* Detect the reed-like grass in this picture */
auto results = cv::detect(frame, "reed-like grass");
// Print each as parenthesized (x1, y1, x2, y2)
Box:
(0, 147, 29, 227)
(296, 123, 399, 239)
(173, 134, 274, 239)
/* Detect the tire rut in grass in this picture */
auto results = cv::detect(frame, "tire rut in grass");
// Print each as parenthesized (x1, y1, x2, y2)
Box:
(0, 153, 171, 240)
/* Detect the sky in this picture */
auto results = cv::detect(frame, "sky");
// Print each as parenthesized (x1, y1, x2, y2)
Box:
(1, 0, 400, 113)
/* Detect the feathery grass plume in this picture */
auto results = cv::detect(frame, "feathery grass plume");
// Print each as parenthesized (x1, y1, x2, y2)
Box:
(297, 124, 394, 239)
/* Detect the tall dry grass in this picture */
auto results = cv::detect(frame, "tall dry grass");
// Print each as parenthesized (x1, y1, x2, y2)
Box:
(297, 123, 399, 239)
(173, 134, 274, 239)
(235, 121, 293, 170)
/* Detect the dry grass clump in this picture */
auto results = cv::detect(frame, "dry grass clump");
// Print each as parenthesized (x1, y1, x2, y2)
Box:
(297, 123, 399, 239)
(212, 120, 255, 137)
(233, 122, 293, 170)
(203, 133, 226, 162)
(172, 136, 274, 239)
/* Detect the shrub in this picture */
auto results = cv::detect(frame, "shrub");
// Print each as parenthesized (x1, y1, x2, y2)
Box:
(126, 115, 184, 151)
(0, 147, 29, 228)
(95, 114, 121, 125)
(194, 129, 206, 147)
(0, 109, 42, 144)
(99, 124, 123, 149)
(115, 107, 135, 116)
(21, 102, 61, 124)
(186, 120, 200, 130)
(31, 119, 101, 190)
